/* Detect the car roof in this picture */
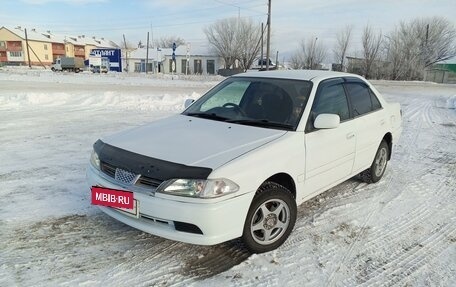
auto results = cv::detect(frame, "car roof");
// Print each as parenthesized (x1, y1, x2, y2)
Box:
(233, 69, 364, 82)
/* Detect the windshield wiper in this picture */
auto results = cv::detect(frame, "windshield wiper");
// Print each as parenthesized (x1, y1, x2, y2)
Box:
(186, 112, 229, 121)
(227, 119, 294, 130)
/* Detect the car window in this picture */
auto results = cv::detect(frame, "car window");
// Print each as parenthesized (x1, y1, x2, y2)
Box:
(345, 83, 377, 116)
(312, 83, 350, 121)
(200, 81, 249, 112)
(370, 89, 382, 110)
(183, 77, 313, 130)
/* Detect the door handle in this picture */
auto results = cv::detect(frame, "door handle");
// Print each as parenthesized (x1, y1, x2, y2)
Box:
(346, 133, 355, 139)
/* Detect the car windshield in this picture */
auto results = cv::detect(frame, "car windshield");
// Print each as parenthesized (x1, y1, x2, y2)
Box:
(183, 77, 313, 130)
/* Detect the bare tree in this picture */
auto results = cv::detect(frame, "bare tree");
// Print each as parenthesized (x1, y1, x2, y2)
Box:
(289, 52, 303, 69)
(384, 30, 406, 80)
(361, 25, 383, 79)
(292, 37, 327, 69)
(333, 25, 352, 71)
(237, 18, 262, 70)
(204, 18, 240, 69)
(383, 16, 455, 80)
(153, 36, 185, 48)
(411, 16, 456, 67)
(204, 17, 262, 70)
(384, 25, 421, 80)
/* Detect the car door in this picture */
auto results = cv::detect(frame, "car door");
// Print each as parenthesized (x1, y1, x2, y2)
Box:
(344, 79, 387, 173)
(304, 78, 356, 195)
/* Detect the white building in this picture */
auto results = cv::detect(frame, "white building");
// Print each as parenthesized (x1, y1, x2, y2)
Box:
(123, 44, 223, 75)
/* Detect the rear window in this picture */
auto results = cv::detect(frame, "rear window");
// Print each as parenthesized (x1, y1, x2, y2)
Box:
(345, 83, 379, 116)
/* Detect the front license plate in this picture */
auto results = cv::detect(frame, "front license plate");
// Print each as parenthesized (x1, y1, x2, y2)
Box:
(91, 186, 138, 217)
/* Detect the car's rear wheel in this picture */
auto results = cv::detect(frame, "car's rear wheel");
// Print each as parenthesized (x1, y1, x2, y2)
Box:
(360, 140, 389, 183)
(242, 182, 296, 253)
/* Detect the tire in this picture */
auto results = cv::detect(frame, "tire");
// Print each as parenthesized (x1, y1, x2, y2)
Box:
(359, 140, 390, 183)
(51, 67, 55, 72)
(242, 182, 297, 253)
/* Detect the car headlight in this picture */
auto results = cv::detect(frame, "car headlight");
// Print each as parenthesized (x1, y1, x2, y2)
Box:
(157, 178, 239, 198)
(90, 150, 100, 170)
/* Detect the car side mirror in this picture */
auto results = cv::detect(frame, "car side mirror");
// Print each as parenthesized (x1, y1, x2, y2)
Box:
(314, 114, 340, 129)
(184, 99, 195, 109)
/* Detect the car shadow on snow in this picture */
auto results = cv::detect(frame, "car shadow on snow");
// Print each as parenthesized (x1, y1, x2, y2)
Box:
(4, 211, 252, 285)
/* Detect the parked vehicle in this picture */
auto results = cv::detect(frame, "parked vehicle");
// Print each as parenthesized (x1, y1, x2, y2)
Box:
(86, 70, 402, 253)
(51, 57, 84, 73)
(251, 58, 277, 70)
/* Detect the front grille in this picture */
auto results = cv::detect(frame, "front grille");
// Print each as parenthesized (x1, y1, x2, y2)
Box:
(115, 168, 137, 184)
(100, 161, 163, 188)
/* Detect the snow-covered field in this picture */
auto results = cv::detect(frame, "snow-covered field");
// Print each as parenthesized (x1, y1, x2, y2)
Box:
(1, 70, 455, 287)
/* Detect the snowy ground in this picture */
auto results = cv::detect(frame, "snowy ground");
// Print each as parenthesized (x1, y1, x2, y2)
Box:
(1, 70, 455, 287)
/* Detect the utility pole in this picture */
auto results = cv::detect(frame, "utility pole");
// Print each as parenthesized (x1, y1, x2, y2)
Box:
(123, 34, 129, 72)
(25, 28, 31, 68)
(425, 24, 429, 46)
(266, 0, 271, 70)
(146, 32, 149, 73)
(261, 22, 264, 69)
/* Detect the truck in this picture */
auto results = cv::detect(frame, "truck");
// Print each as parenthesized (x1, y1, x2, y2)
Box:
(51, 57, 84, 73)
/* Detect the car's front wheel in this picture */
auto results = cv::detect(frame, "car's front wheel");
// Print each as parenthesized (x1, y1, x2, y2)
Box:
(242, 182, 297, 253)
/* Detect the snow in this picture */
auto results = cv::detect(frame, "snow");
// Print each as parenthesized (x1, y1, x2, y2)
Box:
(1, 70, 455, 286)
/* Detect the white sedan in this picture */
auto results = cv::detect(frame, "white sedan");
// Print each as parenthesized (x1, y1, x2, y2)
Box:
(86, 70, 402, 253)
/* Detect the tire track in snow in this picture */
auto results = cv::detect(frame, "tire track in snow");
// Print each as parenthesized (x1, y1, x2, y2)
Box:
(325, 95, 455, 286)
(286, 104, 448, 285)
(355, 221, 456, 287)
(336, 162, 454, 286)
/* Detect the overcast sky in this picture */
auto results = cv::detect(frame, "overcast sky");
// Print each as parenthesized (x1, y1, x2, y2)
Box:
(2, 0, 455, 60)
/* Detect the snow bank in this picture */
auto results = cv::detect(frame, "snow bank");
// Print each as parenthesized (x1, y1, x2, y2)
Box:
(0, 91, 201, 112)
(0, 68, 223, 88)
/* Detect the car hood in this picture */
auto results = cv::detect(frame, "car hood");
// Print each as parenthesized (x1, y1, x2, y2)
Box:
(102, 114, 287, 170)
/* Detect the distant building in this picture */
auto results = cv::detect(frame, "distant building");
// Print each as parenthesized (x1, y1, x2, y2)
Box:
(425, 57, 456, 84)
(123, 44, 223, 75)
(0, 26, 117, 67)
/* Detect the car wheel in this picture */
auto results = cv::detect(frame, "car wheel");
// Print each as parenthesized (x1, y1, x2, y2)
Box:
(360, 140, 389, 183)
(242, 182, 296, 253)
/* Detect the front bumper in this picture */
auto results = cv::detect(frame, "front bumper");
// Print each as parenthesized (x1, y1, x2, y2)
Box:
(86, 164, 254, 245)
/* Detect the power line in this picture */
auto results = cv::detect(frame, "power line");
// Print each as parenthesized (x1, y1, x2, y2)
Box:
(4, 2, 265, 29)
(51, 14, 266, 34)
